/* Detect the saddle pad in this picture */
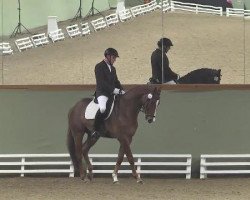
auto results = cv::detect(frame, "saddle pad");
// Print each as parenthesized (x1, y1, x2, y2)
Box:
(85, 100, 99, 119)
(85, 99, 115, 120)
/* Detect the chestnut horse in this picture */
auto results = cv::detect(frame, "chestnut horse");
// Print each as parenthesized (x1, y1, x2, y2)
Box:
(67, 85, 161, 183)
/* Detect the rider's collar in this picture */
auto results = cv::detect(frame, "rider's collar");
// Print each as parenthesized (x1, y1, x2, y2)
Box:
(104, 59, 112, 72)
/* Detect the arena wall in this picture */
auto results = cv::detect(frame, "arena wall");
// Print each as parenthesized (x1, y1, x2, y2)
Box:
(0, 0, 110, 36)
(160, 0, 249, 10)
(0, 85, 250, 176)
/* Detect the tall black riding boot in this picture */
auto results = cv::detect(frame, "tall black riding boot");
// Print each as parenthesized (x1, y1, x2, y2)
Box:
(91, 110, 104, 138)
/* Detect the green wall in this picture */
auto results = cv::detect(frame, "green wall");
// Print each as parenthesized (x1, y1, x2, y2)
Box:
(233, 0, 250, 9)
(0, 0, 110, 36)
(1, 88, 250, 176)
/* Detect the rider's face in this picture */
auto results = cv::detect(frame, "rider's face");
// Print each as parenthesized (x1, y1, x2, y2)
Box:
(164, 46, 170, 53)
(109, 55, 117, 65)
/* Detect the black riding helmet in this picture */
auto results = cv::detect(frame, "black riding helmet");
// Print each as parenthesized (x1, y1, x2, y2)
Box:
(157, 38, 173, 48)
(104, 48, 119, 57)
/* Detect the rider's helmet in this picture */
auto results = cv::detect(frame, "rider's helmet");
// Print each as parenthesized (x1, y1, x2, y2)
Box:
(104, 48, 119, 58)
(157, 37, 173, 48)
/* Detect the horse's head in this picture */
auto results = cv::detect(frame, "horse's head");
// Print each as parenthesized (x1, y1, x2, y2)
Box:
(141, 86, 161, 123)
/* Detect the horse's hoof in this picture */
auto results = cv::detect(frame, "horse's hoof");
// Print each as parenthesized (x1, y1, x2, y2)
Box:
(83, 178, 90, 183)
(80, 176, 90, 183)
(87, 173, 93, 181)
(137, 179, 144, 184)
(113, 180, 120, 184)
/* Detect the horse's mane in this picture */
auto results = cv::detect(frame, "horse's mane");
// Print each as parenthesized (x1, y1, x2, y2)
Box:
(124, 85, 157, 99)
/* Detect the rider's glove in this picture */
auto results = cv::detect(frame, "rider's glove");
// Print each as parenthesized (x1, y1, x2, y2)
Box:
(113, 88, 125, 95)
(113, 88, 120, 95)
(119, 90, 125, 95)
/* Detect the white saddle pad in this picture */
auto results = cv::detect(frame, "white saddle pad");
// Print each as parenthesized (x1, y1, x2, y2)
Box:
(85, 99, 114, 120)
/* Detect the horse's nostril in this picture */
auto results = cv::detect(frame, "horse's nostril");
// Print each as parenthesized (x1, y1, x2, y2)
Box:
(148, 119, 153, 123)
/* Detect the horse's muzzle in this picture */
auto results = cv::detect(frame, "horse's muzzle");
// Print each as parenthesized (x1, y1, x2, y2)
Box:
(147, 118, 153, 123)
(146, 115, 155, 123)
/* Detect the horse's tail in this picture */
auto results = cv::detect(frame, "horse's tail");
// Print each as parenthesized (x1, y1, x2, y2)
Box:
(67, 127, 79, 177)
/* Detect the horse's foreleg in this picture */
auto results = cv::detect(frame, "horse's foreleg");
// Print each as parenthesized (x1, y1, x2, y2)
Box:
(82, 135, 99, 181)
(112, 145, 125, 183)
(74, 133, 87, 181)
(122, 138, 143, 183)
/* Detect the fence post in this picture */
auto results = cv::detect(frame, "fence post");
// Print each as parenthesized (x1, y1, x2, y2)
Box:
(21, 157, 25, 177)
(200, 157, 207, 179)
(137, 157, 142, 178)
(69, 162, 74, 177)
(186, 157, 192, 179)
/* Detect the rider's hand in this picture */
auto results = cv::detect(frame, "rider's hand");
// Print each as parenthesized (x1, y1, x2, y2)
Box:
(119, 90, 125, 95)
(113, 88, 120, 95)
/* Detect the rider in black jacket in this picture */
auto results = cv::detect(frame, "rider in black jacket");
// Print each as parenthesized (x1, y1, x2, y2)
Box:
(150, 38, 179, 84)
(92, 48, 125, 138)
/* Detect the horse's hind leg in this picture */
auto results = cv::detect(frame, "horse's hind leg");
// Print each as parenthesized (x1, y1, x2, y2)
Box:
(82, 134, 99, 181)
(73, 132, 88, 181)
(67, 128, 80, 177)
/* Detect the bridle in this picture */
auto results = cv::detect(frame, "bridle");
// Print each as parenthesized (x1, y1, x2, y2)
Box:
(140, 93, 159, 119)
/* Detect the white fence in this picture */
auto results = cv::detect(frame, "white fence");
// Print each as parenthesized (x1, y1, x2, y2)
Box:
(0, 42, 13, 55)
(171, 1, 223, 16)
(245, 10, 250, 19)
(30, 33, 49, 47)
(48, 29, 65, 43)
(0, 154, 192, 179)
(66, 24, 81, 38)
(118, 9, 133, 22)
(91, 17, 107, 31)
(130, 0, 158, 17)
(158, 0, 171, 12)
(200, 154, 250, 179)
(105, 13, 119, 26)
(226, 8, 244, 17)
(0, 154, 73, 177)
(15, 37, 34, 52)
(80, 22, 91, 36)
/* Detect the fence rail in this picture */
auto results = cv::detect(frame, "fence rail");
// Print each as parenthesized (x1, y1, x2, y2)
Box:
(200, 154, 250, 179)
(171, 1, 223, 16)
(0, 154, 192, 179)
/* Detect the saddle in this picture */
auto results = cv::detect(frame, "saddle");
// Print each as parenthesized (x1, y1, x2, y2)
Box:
(85, 96, 115, 120)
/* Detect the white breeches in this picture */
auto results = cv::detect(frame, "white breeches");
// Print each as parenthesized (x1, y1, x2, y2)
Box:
(97, 95, 108, 113)
(165, 80, 176, 84)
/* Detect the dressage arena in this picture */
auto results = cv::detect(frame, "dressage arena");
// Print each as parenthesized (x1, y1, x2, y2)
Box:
(1, 10, 250, 84)
(2, 2, 250, 199)
(1, 177, 250, 199)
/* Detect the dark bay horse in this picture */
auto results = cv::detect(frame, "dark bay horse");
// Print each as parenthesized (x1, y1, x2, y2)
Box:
(148, 68, 221, 84)
(67, 85, 161, 183)
(177, 68, 222, 84)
